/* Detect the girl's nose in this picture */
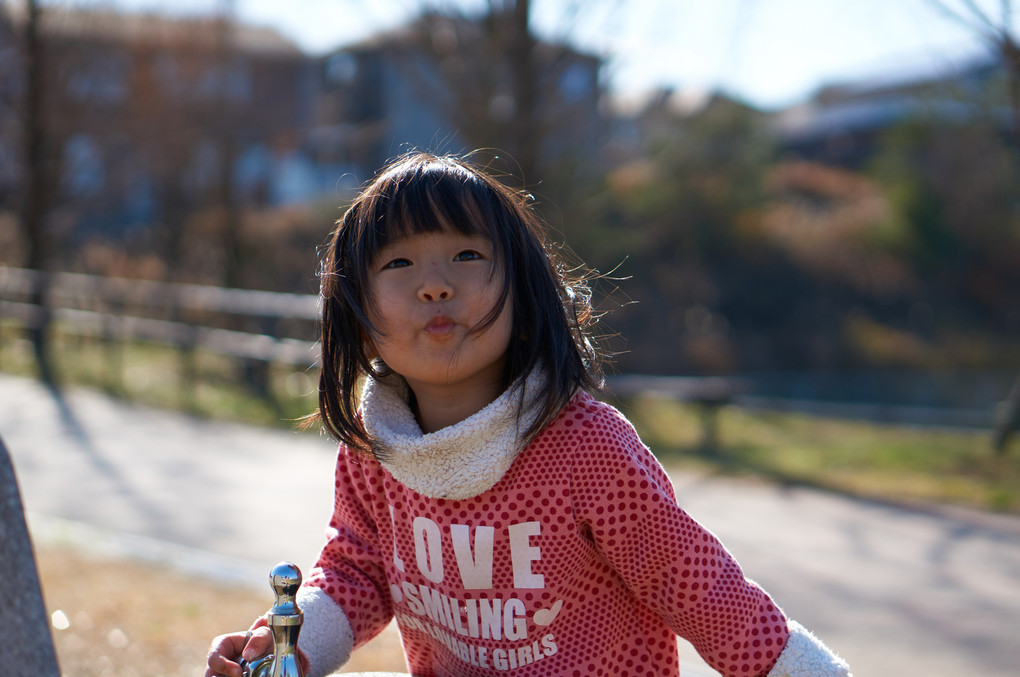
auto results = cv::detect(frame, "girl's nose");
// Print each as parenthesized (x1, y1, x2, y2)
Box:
(418, 269, 453, 302)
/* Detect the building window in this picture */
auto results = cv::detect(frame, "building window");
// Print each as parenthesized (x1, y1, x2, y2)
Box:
(327, 53, 357, 84)
(62, 134, 105, 197)
(67, 55, 129, 106)
(559, 62, 593, 103)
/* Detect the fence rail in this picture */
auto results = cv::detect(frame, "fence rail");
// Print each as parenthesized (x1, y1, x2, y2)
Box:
(0, 266, 320, 366)
(0, 267, 320, 319)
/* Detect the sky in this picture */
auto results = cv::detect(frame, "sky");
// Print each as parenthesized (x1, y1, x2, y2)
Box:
(104, 0, 1015, 109)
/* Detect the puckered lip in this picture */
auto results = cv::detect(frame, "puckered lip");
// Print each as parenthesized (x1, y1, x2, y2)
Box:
(424, 314, 456, 334)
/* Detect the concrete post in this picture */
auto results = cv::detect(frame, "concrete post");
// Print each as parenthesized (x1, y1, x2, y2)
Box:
(0, 434, 61, 676)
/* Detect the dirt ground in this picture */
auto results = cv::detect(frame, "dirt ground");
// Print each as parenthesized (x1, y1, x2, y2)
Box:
(36, 545, 408, 676)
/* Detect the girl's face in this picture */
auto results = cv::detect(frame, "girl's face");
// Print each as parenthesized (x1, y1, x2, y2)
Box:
(365, 228, 513, 415)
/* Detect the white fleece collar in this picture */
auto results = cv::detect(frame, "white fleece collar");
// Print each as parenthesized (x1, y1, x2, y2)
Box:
(361, 372, 542, 500)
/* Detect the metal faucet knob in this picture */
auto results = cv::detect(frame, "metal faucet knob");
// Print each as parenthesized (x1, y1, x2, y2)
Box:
(240, 562, 305, 677)
(268, 562, 303, 622)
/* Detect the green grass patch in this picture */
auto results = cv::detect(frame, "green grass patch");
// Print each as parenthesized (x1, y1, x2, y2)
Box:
(619, 395, 1020, 514)
(0, 321, 319, 429)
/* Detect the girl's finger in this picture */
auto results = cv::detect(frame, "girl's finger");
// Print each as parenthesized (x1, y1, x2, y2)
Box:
(206, 651, 242, 677)
(241, 626, 274, 661)
(206, 631, 249, 677)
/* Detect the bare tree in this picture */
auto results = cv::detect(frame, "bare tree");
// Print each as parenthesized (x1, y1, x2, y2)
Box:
(211, 0, 244, 290)
(927, 0, 1020, 147)
(924, 0, 1020, 453)
(10, 1, 117, 385)
(18, 0, 58, 385)
(389, 0, 608, 189)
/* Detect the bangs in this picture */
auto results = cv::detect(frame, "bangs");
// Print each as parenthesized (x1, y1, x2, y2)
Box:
(357, 159, 501, 265)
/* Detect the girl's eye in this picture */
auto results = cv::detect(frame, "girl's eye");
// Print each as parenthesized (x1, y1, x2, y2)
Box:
(383, 258, 412, 269)
(454, 250, 482, 261)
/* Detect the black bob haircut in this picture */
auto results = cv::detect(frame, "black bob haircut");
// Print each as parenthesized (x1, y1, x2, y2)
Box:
(314, 151, 603, 456)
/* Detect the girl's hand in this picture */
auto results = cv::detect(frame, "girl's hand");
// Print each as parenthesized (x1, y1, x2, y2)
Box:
(205, 627, 272, 677)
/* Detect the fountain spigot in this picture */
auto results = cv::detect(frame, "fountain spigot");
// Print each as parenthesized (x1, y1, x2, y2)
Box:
(240, 562, 305, 677)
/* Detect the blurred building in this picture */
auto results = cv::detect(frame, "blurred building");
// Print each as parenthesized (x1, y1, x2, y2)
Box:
(773, 54, 1008, 167)
(0, 4, 607, 239)
(0, 4, 320, 236)
(311, 10, 606, 183)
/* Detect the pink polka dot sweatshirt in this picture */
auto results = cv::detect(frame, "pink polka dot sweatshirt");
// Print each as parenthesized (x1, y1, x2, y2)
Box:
(295, 374, 852, 677)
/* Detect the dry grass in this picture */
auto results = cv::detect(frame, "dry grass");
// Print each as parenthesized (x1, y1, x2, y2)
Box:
(37, 546, 408, 676)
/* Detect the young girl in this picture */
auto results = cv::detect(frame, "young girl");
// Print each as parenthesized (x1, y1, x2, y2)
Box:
(206, 152, 851, 677)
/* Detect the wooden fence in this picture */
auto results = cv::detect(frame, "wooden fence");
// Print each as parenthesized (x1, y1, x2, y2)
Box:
(0, 266, 325, 408)
(2, 266, 1013, 451)
(0, 266, 321, 367)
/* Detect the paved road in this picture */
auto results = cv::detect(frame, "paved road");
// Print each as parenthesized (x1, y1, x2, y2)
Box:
(2, 374, 1018, 677)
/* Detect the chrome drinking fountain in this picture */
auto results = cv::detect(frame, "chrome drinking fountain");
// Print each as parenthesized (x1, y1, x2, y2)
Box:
(239, 562, 305, 677)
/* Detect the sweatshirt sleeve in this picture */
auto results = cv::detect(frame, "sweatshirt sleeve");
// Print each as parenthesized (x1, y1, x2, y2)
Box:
(300, 445, 395, 676)
(570, 402, 849, 677)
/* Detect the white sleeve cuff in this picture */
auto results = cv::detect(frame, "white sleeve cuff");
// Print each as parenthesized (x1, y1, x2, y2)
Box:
(296, 586, 354, 677)
(767, 620, 852, 677)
